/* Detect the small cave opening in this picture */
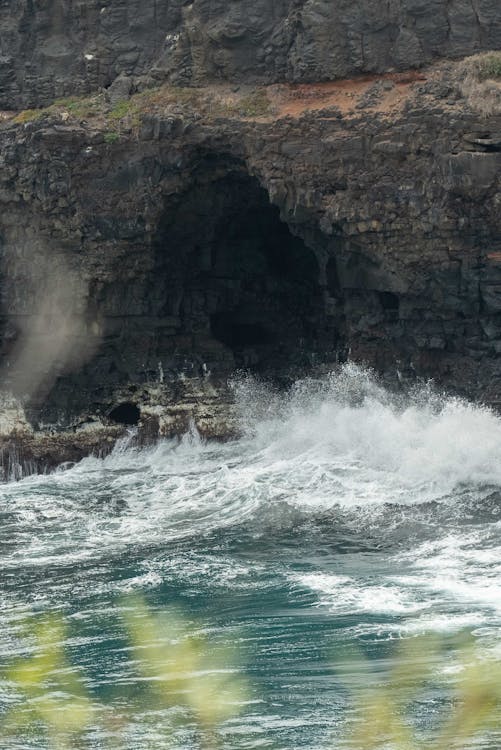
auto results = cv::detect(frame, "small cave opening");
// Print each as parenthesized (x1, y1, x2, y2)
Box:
(151, 166, 338, 374)
(108, 402, 140, 426)
(379, 291, 400, 312)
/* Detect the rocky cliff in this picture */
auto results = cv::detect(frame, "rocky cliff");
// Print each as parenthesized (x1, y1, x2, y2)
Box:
(0, 5, 501, 474)
(1, 0, 501, 109)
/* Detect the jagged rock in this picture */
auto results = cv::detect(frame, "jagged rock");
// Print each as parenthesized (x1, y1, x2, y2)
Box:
(1, 0, 501, 109)
(106, 74, 133, 107)
(0, 31, 501, 472)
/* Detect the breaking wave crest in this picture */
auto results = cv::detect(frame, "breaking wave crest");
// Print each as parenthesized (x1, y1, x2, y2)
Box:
(2, 364, 501, 748)
(2, 364, 501, 559)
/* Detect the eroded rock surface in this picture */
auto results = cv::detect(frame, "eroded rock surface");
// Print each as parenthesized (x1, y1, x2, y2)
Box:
(1, 0, 501, 109)
(0, 60, 501, 472)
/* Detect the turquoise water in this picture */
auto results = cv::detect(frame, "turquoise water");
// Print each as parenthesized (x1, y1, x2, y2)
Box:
(2, 365, 501, 748)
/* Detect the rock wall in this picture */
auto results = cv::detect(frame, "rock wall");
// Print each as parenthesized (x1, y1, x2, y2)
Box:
(1, 0, 501, 109)
(1, 66, 501, 452)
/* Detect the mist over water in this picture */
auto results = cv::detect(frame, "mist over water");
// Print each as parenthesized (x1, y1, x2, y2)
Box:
(1, 364, 501, 748)
(0, 247, 100, 404)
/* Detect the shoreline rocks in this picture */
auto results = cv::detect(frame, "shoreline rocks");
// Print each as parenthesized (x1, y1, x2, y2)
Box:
(0, 60, 500, 474)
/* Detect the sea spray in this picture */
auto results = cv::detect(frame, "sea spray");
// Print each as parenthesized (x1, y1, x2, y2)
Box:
(1, 365, 501, 748)
(0, 243, 101, 405)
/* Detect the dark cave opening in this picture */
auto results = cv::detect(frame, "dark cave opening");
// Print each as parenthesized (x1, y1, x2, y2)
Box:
(379, 291, 400, 322)
(210, 316, 274, 349)
(30, 166, 344, 428)
(23, 163, 353, 430)
(326, 258, 341, 297)
(108, 402, 140, 425)
(379, 291, 399, 311)
(152, 168, 339, 373)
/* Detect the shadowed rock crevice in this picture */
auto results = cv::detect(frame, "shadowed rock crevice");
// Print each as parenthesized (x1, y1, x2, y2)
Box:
(151, 170, 333, 372)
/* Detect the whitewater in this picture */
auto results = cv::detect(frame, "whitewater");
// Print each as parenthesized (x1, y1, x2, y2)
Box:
(1, 363, 501, 748)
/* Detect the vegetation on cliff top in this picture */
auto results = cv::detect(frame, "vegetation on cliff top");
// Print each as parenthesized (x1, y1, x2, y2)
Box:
(460, 52, 501, 116)
(10, 84, 273, 139)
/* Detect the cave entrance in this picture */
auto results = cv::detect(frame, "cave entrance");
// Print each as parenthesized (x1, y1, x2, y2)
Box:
(108, 402, 140, 426)
(154, 168, 336, 374)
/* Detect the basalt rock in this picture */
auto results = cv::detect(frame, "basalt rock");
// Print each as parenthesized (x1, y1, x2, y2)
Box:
(0, 62, 501, 471)
(0, 377, 238, 480)
(1, 0, 501, 109)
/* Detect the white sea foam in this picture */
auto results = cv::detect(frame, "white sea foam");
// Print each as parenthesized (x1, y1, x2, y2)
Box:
(289, 572, 429, 616)
(2, 365, 501, 750)
(1, 364, 501, 643)
(0, 367, 499, 566)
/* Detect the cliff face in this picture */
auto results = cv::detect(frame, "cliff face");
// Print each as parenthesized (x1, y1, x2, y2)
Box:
(1, 64, 501, 465)
(1, 2, 501, 472)
(1, 0, 501, 109)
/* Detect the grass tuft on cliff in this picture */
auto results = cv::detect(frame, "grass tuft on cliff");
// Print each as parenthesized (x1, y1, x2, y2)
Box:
(466, 52, 501, 81)
(460, 52, 501, 116)
(13, 108, 47, 124)
(10, 83, 273, 136)
(13, 94, 102, 125)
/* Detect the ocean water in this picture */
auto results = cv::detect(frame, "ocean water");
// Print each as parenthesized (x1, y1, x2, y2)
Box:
(1, 364, 501, 748)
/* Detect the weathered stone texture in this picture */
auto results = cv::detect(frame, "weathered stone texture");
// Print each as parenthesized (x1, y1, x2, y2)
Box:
(1, 72, 501, 451)
(1, 0, 501, 109)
